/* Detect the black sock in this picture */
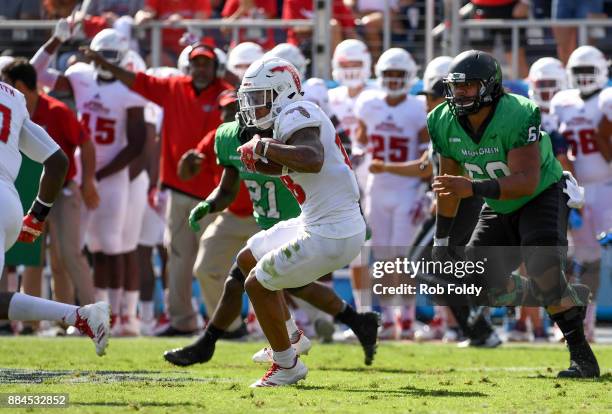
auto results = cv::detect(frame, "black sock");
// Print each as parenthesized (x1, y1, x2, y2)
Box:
(335, 302, 359, 327)
(194, 324, 225, 349)
(549, 307, 586, 346)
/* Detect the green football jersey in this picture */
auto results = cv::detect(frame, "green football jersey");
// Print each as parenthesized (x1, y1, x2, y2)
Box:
(428, 93, 563, 214)
(214, 121, 301, 230)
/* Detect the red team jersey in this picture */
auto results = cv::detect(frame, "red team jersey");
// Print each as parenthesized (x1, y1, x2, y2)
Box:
(131, 72, 233, 199)
(31, 93, 89, 184)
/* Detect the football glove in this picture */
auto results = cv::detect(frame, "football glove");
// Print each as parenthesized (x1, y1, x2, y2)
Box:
(188, 201, 210, 232)
(17, 214, 44, 243)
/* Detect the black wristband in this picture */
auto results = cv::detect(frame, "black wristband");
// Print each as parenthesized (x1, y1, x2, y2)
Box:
(29, 198, 52, 222)
(472, 179, 501, 199)
(435, 214, 454, 239)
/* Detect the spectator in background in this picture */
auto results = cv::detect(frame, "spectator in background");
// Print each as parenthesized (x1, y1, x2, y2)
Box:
(135, 0, 211, 66)
(42, 0, 78, 18)
(221, 0, 277, 50)
(283, 0, 357, 55)
(347, 0, 412, 67)
(469, 0, 530, 78)
(551, 0, 606, 64)
(85, 0, 144, 17)
(0, 1, 41, 19)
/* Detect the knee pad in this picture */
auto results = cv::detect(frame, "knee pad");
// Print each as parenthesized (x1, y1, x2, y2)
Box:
(523, 245, 566, 277)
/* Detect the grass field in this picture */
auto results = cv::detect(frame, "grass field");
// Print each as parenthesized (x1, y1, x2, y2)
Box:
(0, 337, 610, 413)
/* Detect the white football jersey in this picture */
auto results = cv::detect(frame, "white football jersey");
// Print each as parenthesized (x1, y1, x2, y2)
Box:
(541, 111, 559, 134)
(66, 62, 148, 171)
(273, 100, 363, 238)
(328, 84, 378, 154)
(599, 86, 612, 122)
(551, 88, 612, 184)
(0, 82, 59, 185)
(355, 90, 427, 190)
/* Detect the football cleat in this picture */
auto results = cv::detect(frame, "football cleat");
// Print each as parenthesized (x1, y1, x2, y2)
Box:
(457, 331, 502, 349)
(351, 312, 380, 366)
(164, 340, 216, 366)
(252, 330, 311, 363)
(558, 340, 600, 378)
(250, 357, 308, 387)
(74, 302, 111, 356)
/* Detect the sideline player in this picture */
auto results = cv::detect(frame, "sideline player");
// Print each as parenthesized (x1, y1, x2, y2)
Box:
(355, 48, 428, 339)
(550, 46, 612, 342)
(30, 25, 147, 326)
(430, 50, 599, 378)
(0, 79, 110, 356)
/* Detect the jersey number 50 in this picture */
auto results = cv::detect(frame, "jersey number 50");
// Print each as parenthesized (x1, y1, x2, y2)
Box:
(81, 112, 116, 145)
(0, 103, 11, 143)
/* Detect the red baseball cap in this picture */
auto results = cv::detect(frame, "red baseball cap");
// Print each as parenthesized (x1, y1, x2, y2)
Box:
(218, 90, 238, 107)
(189, 44, 215, 61)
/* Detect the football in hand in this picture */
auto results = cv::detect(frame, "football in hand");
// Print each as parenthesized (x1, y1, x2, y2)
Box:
(253, 137, 286, 176)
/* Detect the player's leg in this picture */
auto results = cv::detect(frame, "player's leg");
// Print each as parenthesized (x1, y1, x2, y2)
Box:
(194, 212, 258, 335)
(287, 281, 380, 365)
(161, 190, 213, 335)
(245, 229, 365, 386)
(119, 172, 149, 336)
(519, 181, 599, 377)
(49, 181, 94, 305)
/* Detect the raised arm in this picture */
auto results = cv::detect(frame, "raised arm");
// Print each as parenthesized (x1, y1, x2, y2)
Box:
(30, 19, 74, 93)
(81, 47, 136, 89)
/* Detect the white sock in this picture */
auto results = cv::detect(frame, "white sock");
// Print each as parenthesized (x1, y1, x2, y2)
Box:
(108, 288, 123, 316)
(585, 302, 596, 338)
(140, 301, 154, 322)
(94, 288, 109, 303)
(272, 347, 296, 369)
(124, 291, 139, 318)
(285, 317, 299, 336)
(379, 296, 397, 325)
(8, 293, 78, 325)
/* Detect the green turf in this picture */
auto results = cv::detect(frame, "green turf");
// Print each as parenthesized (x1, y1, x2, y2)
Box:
(0, 337, 610, 413)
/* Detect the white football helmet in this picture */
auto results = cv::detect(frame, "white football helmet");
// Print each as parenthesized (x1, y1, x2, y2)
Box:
(528, 57, 567, 110)
(422, 56, 453, 94)
(264, 43, 308, 80)
(238, 57, 303, 130)
(214, 48, 227, 79)
(120, 49, 146, 73)
(90, 28, 129, 80)
(332, 39, 371, 88)
(375, 48, 417, 98)
(227, 42, 264, 80)
(566, 46, 609, 95)
(303, 77, 332, 116)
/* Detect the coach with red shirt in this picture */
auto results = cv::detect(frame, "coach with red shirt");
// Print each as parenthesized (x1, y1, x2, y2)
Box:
(1, 59, 98, 306)
(84, 43, 233, 335)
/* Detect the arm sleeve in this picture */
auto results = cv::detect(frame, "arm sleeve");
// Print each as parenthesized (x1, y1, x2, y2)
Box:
(30, 47, 60, 90)
(131, 72, 173, 107)
(221, 0, 238, 17)
(19, 118, 61, 163)
(598, 87, 612, 122)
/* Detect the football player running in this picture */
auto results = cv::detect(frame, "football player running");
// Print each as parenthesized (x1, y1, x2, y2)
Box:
(0, 79, 110, 356)
(430, 50, 599, 378)
(355, 48, 429, 339)
(30, 23, 148, 329)
(235, 57, 366, 387)
(164, 89, 379, 369)
(550, 46, 612, 342)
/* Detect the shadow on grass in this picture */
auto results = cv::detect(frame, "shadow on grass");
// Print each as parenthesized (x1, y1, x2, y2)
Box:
(315, 366, 421, 375)
(521, 372, 612, 382)
(296, 384, 487, 398)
